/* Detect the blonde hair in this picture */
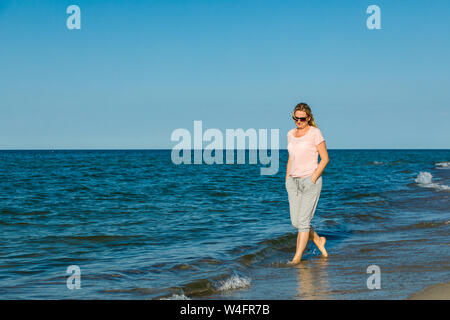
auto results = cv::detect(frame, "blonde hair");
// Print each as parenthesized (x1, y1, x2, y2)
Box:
(292, 102, 318, 128)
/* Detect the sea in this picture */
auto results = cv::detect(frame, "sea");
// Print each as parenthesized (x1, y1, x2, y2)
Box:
(0, 149, 448, 299)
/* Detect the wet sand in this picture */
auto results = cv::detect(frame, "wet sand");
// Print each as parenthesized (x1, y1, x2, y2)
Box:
(407, 281, 450, 300)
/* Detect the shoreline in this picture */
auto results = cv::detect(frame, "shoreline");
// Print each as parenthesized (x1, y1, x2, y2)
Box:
(407, 281, 450, 300)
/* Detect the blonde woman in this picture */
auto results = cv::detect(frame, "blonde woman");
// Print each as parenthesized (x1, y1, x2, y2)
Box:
(286, 102, 329, 265)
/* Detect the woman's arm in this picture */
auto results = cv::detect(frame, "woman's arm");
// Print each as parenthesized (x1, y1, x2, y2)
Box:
(311, 141, 329, 183)
(286, 154, 291, 181)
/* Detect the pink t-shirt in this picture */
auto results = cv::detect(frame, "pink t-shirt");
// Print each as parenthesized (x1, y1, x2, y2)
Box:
(287, 126, 325, 177)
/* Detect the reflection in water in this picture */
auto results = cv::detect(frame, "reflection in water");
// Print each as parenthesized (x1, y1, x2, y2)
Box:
(295, 258, 330, 299)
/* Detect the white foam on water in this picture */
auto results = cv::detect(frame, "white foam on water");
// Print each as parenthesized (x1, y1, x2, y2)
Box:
(414, 171, 449, 191)
(160, 293, 191, 300)
(435, 161, 450, 169)
(415, 171, 433, 184)
(216, 275, 251, 292)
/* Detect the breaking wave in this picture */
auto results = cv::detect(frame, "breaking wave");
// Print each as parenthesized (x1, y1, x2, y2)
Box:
(435, 161, 450, 169)
(216, 275, 251, 291)
(414, 171, 449, 191)
(160, 293, 191, 300)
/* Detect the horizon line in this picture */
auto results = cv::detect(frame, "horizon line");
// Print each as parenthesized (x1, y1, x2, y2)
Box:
(0, 148, 448, 151)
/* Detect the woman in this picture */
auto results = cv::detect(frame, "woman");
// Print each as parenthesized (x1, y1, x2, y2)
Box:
(286, 102, 329, 265)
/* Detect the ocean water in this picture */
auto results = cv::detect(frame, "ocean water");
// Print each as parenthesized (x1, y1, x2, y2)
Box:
(0, 149, 448, 300)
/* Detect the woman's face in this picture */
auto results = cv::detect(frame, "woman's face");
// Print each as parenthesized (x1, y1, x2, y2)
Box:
(293, 110, 310, 129)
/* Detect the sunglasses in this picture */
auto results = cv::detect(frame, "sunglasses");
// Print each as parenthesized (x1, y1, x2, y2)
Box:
(292, 116, 309, 122)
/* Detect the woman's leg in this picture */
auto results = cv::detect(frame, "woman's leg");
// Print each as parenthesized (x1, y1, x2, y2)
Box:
(309, 227, 328, 257)
(288, 231, 310, 264)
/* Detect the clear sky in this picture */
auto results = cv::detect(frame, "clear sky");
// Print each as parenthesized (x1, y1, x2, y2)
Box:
(1, 0, 449, 149)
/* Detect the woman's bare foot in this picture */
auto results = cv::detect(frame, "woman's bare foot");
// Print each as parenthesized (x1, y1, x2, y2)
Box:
(317, 237, 328, 257)
(287, 255, 302, 265)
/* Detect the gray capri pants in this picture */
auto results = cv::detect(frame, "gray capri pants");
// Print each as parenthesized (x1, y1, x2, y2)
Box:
(285, 175, 322, 232)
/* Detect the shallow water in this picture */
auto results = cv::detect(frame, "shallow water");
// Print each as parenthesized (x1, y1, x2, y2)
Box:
(0, 149, 448, 299)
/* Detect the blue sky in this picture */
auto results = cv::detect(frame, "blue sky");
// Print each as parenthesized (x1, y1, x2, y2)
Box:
(1, 0, 449, 149)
